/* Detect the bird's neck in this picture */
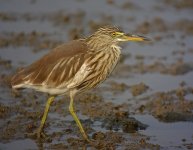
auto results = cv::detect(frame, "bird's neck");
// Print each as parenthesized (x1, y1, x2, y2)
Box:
(86, 38, 121, 53)
(110, 44, 121, 60)
(111, 44, 121, 53)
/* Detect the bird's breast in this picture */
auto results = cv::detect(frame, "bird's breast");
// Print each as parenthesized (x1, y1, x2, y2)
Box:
(79, 46, 121, 89)
(72, 45, 121, 92)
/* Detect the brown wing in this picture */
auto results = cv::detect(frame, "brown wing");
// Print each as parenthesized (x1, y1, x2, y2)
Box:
(11, 39, 89, 89)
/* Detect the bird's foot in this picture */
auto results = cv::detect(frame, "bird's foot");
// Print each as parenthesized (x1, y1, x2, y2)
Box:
(84, 137, 91, 143)
(26, 130, 51, 142)
(81, 133, 91, 143)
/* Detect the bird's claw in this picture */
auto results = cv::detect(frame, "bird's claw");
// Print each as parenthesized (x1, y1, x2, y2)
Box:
(26, 130, 51, 142)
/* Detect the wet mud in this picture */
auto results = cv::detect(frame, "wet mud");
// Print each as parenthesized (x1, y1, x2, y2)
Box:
(0, 0, 193, 150)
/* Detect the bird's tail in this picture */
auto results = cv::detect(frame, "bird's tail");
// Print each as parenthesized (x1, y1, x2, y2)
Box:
(11, 69, 25, 89)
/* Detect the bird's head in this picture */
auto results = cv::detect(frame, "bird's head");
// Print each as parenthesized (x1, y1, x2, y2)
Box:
(87, 26, 150, 48)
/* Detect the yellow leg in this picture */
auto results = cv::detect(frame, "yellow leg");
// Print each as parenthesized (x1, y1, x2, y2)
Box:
(69, 92, 89, 142)
(36, 96, 55, 138)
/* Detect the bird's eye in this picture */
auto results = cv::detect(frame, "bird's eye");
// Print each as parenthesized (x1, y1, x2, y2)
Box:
(112, 33, 116, 37)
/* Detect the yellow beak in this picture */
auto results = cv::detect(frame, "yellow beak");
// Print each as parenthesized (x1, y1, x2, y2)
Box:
(124, 34, 151, 42)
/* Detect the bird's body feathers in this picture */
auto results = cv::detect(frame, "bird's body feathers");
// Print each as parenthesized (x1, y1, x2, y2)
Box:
(11, 38, 121, 95)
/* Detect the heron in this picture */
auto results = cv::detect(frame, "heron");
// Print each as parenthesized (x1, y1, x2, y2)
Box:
(11, 26, 150, 142)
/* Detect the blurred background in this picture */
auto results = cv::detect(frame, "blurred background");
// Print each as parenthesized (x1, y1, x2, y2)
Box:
(0, 0, 193, 149)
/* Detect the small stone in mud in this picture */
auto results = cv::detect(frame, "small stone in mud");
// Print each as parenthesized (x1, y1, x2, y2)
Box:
(91, 131, 123, 149)
(0, 12, 17, 21)
(92, 131, 106, 140)
(67, 137, 86, 146)
(157, 112, 193, 122)
(11, 89, 22, 98)
(0, 74, 12, 87)
(154, 35, 163, 41)
(106, 0, 114, 5)
(25, 123, 37, 133)
(64, 128, 73, 134)
(68, 28, 83, 40)
(0, 104, 10, 119)
(139, 138, 147, 145)
(102, 113, 147, 133)
(115, 111, 129, 118)
(164, 0, 193, 10)
(135, 54, 145, 60)
(121, 2, 137, 10)
(180, 81, 186, 87)
(182, 138, 186, 142)
(122, 120, 139, 133)
(130, 82, 149, 96)
(110, 81, 129, 91)
(138, 105, 146, 113)
(0, 58, 12, 69)
(78, 92, 102, 103)
(176, 87, 185, 101)
(49, 143, 68, 149)
(51, 12, 71, 26)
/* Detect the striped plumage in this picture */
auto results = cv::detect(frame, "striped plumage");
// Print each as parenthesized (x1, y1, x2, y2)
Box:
(11, 26, 150, 141)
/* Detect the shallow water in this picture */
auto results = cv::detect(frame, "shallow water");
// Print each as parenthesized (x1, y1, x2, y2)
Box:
(134, 114, 193, 149)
